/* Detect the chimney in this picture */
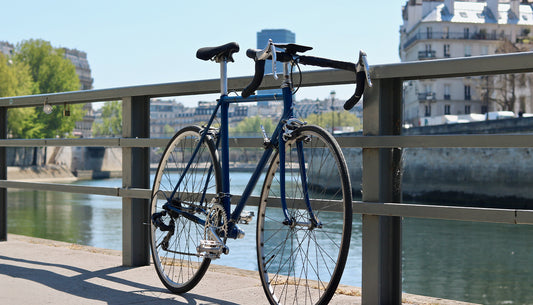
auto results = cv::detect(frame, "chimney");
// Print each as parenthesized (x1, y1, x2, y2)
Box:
(487, 0, 499, 20)
(510, 0, 520, 18)
(445, 0, 455, 15)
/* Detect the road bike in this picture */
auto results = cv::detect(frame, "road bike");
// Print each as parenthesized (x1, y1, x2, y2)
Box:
(150, 40, 371, 305)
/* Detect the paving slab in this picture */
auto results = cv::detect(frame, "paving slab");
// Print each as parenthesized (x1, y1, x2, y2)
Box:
(0, 234, 478, 305)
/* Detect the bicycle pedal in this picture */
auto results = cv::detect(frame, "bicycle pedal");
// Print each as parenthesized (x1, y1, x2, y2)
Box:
(238, 210, 255, 224)
(197, 239, 229, 259)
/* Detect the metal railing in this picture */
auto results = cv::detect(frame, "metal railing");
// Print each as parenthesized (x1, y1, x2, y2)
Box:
(2, 51, 533, 304)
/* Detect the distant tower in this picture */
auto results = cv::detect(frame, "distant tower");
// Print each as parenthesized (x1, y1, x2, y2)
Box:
(256, 29, 296, 102)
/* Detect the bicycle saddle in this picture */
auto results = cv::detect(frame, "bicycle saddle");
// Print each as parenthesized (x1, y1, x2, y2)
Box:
(196, 42, 240, 62)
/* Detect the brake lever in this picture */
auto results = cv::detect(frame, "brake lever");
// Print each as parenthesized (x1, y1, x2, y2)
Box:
(271, 43, 278, 80)
(255, 39, 278, 80)
(358, 51, 372, 87)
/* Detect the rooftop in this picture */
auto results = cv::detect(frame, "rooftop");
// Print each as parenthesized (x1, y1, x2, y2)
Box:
(423, 1, 533, 25)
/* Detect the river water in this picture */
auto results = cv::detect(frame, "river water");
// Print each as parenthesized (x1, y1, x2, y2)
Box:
(6, 173, 533, 304)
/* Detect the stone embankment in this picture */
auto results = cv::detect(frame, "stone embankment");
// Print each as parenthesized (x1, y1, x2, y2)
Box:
(7, 165, 77, 182)
(7, 146, 122, 181)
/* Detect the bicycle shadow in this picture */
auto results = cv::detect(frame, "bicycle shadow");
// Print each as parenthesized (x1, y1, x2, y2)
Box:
(0, 255, 240, 305)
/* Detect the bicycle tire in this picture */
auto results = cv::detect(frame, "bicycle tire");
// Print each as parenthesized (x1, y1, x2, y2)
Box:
(256, 125, 352, 305)
(150, 125, 221, 294)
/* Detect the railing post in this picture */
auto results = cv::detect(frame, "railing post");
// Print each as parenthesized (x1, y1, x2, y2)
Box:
(122, 96, 150, 266)
(0, 107, 6, 241)
(361, 78, 403, 304)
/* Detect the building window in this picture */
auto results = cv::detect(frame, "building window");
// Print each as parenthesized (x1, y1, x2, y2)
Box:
(465, 45, 471, 57)
(464, 85, 471, 100)
(426, 27, 433, 39)
(444, 84, 451, 100)
(465, 105, 471, 114)
(445, 104, 451, 115)
(444, 44, 451, 57)
(425, 105, 431, 117)
(443, 27, 449, 39)
(464, 27, 470, 39)
(481, 45, 489, 56)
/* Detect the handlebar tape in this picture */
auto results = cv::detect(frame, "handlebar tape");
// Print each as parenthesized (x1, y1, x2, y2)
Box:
(343, 71, 367, 110)
(298, 55, 355, 71)
(242, 59, 266, 98)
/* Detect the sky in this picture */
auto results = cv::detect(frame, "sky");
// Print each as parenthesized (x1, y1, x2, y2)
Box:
(1, 0, 404, 106)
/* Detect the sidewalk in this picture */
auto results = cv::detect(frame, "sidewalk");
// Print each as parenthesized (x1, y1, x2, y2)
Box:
(0, 234, 477, 304)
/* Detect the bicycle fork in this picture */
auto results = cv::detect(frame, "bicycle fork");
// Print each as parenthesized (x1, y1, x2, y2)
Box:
(279, 120, 322, 230)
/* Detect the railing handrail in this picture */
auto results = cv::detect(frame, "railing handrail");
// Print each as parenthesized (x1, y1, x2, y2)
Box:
(1, 52, 533, 107)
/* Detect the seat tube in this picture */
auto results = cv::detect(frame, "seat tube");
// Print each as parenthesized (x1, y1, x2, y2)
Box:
(219, 60, 231, 216)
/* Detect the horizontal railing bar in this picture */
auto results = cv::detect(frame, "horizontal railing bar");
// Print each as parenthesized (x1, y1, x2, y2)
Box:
(352, 201, 533, 225)
(2, 134, 532, 149)
(372, 51, 533, 80)
(2, 179, 531, 225)
(120, 138, 169, 148)
(2, 52, 533, 108)
(0, 180, 120, 196)
(0, 180, 152, 199)
(337, 134, 533, 148)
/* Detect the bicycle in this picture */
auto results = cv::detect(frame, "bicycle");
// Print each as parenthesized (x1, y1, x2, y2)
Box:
(150, 40, 371, 305)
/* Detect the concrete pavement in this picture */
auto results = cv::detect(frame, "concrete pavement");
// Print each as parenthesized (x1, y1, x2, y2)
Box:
(0, 234, 477, 304)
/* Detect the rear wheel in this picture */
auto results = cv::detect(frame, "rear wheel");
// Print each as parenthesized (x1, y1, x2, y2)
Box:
(150, 125, 221, 293)
(256, 125, 352, 305)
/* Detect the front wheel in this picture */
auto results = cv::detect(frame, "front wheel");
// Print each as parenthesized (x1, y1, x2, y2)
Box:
(256, 125, 353, 305)
(150, 125, 221, 294)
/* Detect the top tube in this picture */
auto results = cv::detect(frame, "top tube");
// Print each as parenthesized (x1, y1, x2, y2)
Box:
(220, 93, 284, 104)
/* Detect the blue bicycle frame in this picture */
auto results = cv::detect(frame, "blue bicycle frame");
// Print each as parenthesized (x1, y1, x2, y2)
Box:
(166, 60, 315, 239)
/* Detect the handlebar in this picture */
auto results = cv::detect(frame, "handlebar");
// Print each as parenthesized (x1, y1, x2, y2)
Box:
(242, 41, 371, 110)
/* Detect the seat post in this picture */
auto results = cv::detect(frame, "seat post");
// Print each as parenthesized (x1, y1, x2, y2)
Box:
(220, 59, 228, 96)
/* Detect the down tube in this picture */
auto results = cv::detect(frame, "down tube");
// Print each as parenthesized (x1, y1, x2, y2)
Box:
(230, 147, 274, 222)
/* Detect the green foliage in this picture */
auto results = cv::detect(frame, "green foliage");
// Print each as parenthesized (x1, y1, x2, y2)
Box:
(163, 124, 175, 137)
(0, 52, 40, 138)
(231, 116, 274, 136)
(93, 101, 122, 137)
(0, 53, 36, 97)
(15, 39, 79, 94)
(1, 39, 84, 138)
(305, 111, 362, 132)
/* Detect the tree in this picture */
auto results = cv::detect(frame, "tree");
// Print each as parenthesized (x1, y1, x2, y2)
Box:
(93, 101, 122, 137)
(232, 116, 275, 137)
(481, 39, 533, 113)
(305, 111, 362, 132)
(15, 39, 80, 94)
(0, 53, 42, 138)
(163, 124, 175, 137)
(4, 39, 85, 138)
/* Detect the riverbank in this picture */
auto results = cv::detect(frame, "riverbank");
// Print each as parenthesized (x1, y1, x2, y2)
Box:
(7, 165, 77, 182)
(0, 234, 479, 305)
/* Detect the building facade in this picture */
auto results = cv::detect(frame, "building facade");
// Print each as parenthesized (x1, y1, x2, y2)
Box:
(0, 41, 14, 56)
(400, 0, 533, 126)
(63, 48, 93, 90)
